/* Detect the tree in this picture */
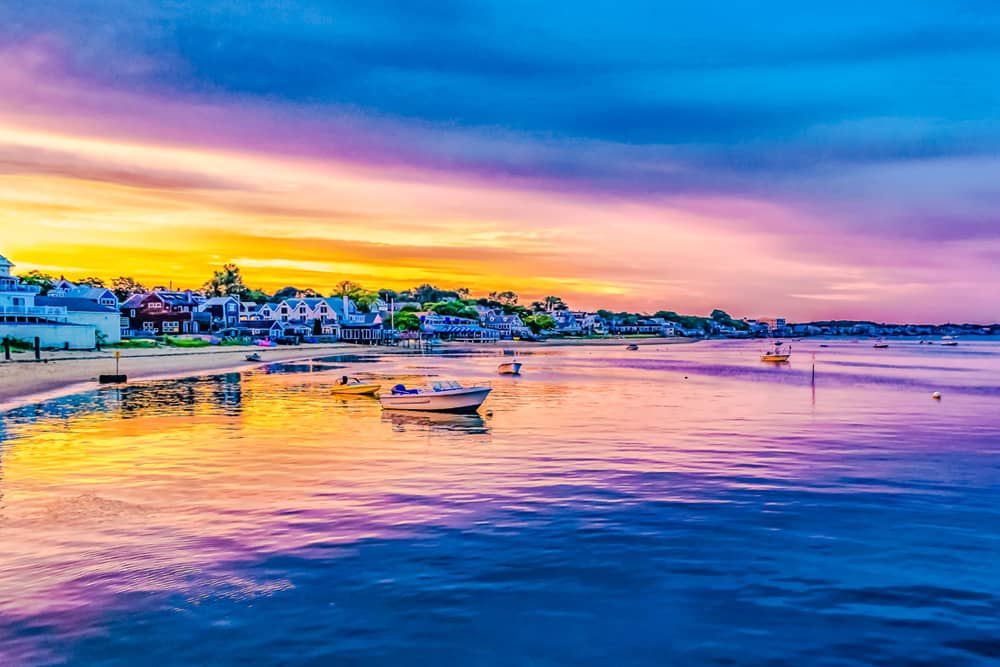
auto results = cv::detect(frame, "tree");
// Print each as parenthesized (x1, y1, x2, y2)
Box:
(244, 288, 270, 303)
(75, 276, 106, 288)
(203, 263, 248, 298)
(111, 276, 146, 301)
(272, 286, 299, 301)
(489, 290, 518, 306)
(455, 287, 471, 299)
(430, 300, 479, 320)
(710, 309, 731, 321)
(406, 284, 457, 304)
(531, 300, 546, 312)
(394, 310, 422, 332)
(17, 270, 55, 294)
(378, 288, 398, 301)
(331, 280, 365, 298)
(543, 295, 567, 311)
(331, 281, 379, 312)
(354, 291, 380, 313)
(524, 313, 556, 334)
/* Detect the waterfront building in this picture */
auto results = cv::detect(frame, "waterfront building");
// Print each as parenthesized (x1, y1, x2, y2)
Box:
(198, 296, 242, 332)
(120, 291, 198, 337)
(0, 254, 98, 349)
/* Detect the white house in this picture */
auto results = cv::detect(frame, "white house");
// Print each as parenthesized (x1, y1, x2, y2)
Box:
(0, 254, 97, 349)
(35, 296, 121, 343)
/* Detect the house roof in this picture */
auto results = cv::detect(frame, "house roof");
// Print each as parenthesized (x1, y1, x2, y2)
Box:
(200, 296, 239, 307)
(157, 290, 200, 306)
(121, 294, 148, 308)
(35, 296, 117, 313)
(0, 254, 12, 267)
(65, 286, 116, 302)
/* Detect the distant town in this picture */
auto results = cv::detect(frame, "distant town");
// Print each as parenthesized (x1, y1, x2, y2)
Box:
(2, 254, 998, 350)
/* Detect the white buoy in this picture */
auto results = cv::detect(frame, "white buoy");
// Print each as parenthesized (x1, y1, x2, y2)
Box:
(932, 392, 941, 400)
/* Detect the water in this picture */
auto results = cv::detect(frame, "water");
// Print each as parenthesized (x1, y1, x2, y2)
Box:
(1, 340, 999, 666)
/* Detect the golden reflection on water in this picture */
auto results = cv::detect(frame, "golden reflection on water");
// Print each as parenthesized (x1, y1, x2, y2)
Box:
(1, 341, 998, 624)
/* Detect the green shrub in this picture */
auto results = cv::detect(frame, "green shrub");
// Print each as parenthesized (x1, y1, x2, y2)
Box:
(1, 336, 33, 351)
(109, 339, 158, 349)
(164, 336, 211, 348)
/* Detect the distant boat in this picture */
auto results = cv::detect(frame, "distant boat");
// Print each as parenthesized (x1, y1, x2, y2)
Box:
(245, 352, 262, 361)
(940, 336, 958, 347)
(774, 340, 784, 346)
(873, 340, 889, 349)
(331, 376, 381, 396)
(497, 361, 522, 375)
(379, 381, 491, 413)
(819, 344, 830, 348)
(626, 344, 639, 351)
(761, 345, 791, 363)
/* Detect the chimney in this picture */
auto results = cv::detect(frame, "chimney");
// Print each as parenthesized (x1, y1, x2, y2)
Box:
(342, 294, 350, 320)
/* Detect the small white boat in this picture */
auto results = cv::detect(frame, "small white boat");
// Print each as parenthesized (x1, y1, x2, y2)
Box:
(497, 361, 522, 375)
(873, 340, 889, 349)
(940, 336, 958, 347)
(379, 381, 492, 413)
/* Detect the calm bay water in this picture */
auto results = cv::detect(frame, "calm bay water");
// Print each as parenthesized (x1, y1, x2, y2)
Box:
(1, 340, 999, 665)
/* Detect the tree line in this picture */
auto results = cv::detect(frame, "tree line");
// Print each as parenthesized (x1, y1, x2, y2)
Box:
(16, 263, 746, 333)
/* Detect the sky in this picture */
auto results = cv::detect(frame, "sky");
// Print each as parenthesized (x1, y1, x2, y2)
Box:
(1, 1, 999, 322)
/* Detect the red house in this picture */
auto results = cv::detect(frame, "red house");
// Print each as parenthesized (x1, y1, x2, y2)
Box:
(120, 291, 198, 337)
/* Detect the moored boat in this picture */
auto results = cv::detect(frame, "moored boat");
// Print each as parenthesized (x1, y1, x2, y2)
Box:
(245, 352, 261, 362)
(626, 343, 639, 351)
(873, 340, 889, 349)
(760, 346, 791, 363)
(331, 376, 381, 395)
(379, 381, 492, 413)
(497, 361, 522, 375)
(940, 336, 958, 347)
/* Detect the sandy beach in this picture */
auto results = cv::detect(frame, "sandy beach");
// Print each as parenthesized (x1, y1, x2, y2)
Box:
(0, 343, 358, 411)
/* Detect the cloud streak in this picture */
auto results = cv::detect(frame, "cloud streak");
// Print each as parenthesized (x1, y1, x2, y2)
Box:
(1, 1, 999, 321)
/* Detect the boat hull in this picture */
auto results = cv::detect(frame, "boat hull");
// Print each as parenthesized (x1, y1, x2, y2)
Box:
(379, 387, 492, 413)
(760, 354, 791, 363)
(497, 362, 522, 375)
(331, 383, 381, 396)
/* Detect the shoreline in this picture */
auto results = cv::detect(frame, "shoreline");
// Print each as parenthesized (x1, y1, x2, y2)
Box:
(0, 337, 702, 413)
(0, 343, 361, 413)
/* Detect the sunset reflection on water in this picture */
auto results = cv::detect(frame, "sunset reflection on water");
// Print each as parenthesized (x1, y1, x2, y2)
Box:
(2, 341, 999, 665)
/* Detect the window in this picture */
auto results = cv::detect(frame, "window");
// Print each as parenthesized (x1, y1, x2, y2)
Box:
(142, 322, 156, 331)
(148, 301, 162, 310)
(162, 321, 179, 333)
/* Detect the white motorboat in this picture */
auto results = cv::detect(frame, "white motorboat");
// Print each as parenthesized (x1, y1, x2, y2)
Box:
(379, 381, 492, 413)
(497, 361, 522, 375)
(940, 336, 958, 347)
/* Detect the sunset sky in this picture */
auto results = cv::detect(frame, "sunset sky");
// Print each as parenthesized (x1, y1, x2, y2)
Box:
(2, 1, 999, 322)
